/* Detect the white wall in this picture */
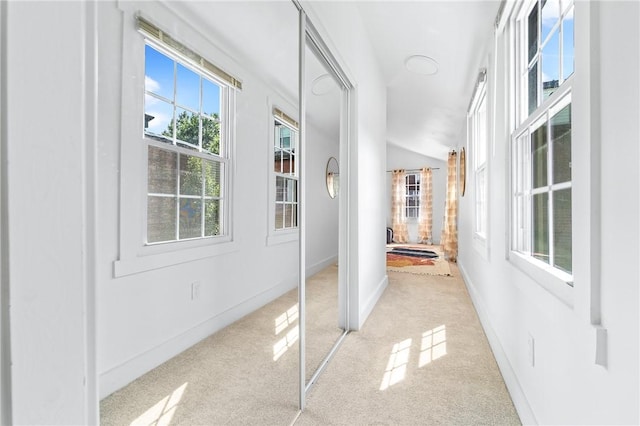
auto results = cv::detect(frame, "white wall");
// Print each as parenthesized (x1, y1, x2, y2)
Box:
(303, 1, 389, 330)
(386, 144, 446, 244)
(458, 1, 639, 424)
(305, 121, 339, 276)
(4, 1, 97, 423)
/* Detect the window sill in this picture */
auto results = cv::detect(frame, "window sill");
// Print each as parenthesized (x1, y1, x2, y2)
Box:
(114, 238, 239, 277)
(266, 229, 299, 246)
(508, 250, 574, 308)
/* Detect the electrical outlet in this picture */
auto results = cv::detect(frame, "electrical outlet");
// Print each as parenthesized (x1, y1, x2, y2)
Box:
(191, 281, 201, 301)
(527, 334, 535, 367)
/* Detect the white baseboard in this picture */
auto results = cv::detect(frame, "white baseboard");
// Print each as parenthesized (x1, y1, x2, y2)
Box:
(99, 278, 297, 399)
(306, 254, 338, 278)
(356, 274, 388, 330)
(458, 262, 538, 425)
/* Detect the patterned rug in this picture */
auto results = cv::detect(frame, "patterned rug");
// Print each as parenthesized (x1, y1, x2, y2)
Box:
(386, 244, 452, 276)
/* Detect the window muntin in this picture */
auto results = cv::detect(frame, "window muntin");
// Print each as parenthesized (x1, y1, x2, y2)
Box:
(274, 118, 298, 230)
(405, 173, 420, 219)
(522, 0, 574, 118)
(144, 42, 228, 244)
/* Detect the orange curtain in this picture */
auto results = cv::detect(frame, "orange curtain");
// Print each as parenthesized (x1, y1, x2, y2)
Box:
(418, 167, 433, 244)
(441, 152, 458, 261)
(391, 170, 409, 243)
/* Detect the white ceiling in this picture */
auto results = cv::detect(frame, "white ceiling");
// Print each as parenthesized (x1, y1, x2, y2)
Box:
(355, 1, 500, 160)
(175, 1, 500, 161)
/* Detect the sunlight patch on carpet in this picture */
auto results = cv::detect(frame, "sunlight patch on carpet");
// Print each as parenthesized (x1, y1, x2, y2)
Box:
(130, 382, 187, 426)
(275, 304, 298, 335)
(380, 338, 412, 391)
(273, 325, 299, 361)
(419, 325, 447, 367)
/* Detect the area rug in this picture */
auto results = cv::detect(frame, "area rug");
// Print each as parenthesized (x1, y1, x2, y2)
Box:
(386, 245, 452, 276)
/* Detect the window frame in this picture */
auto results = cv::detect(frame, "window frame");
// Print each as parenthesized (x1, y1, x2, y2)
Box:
(508, 0, 574, 302)
(113, 3, 240, 277)
(266, 104, 299, 246)
(404, 173, 420, 221)
(143, 40, 231, 245)
(468, 74, 489, 250)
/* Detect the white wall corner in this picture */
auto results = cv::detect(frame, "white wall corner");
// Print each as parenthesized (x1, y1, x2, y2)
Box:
(355, 274, 388, 331)
(458, 262, 538, 425)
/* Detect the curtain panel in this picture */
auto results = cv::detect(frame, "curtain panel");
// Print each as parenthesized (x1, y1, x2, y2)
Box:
(391, 170, 409, 243)
(441, 152, 458, 261)
(418, 167, 433, 244)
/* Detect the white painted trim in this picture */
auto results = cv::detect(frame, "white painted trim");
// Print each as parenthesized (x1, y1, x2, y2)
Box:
(306, 255, 338, 279)
(356, 274, 388, 331)
(458, 262, 537, 426)
(98, 277, 297, 399)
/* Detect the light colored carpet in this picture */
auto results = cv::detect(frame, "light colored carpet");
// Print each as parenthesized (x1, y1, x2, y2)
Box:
(296, 263, 521, 425)
(101, 263, 520, 425)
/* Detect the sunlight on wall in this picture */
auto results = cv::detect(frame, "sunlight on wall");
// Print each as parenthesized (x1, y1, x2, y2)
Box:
(275, 304, 298, 335)
(273, 325, 299, 361)
(380, 338, 413, 391)
(130, 382, 188, 426)
(419, 325, 447, 367)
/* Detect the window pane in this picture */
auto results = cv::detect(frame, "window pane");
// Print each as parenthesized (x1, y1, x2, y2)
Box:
(175, 109, 199, 148)
(289, 151, 296, 175)
(148, 196, 176, 243)
(528, 62, 538, 115)
(205, 199, 220, 236)
(542, 29, 560, 99)
(528, 5, 539, 62)
(202, 116, 220, 155)
(292, 203, 298, 227)
(148, 146, 177, 194)
(176, 63, 200, 112)
(562, 7, 575, 80)
(276, 176, 285, 202)
(145, 97, 174, 141)
(274, 148, 283, 173)
(407, 174, 416, 185)
(280, 126, 291, 149)
(204, 159, 221, 197)
(531, 123, 548, 188)
(541, 0, 560, 43)
(179, 198, 202, 239)
(145, 45, 174, 100)
(286, 178, 297, 202)
(282, 151, 293, 175)
(284, 204, 294, 228)
(552, 104, 572, 184)
(202, 78, 221, 118)
(179, 155, 202, 196)
(275, 204, 284, 229)
(553, 189, 572, 273)
(532, 193, 549, 264)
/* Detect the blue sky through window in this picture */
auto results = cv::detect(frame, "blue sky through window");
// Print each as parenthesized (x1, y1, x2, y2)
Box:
(144, 44, 221, 136)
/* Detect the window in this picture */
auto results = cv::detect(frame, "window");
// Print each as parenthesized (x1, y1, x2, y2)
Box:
(469, 71, 488, 239)
(405, 173, 420, 219)
(144, 43, 230, 244)
(511, 0, 574, 281)
(273, 111, 298, 230)
(521, 0, 574, 119)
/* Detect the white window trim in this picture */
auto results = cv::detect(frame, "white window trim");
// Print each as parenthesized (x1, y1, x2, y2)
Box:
(266, 100, 299, 246)
(507, 0, 574, 302)
(113, 2, 240, 277)
(468, 70, 489, 258)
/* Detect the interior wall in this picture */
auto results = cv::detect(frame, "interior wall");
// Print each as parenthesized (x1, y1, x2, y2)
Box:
(4, 1, 95, 423)
(302, 1, 388, 330)
(305, 121, 340, 277)
(385, 144, 446, 244)
(96, 1, 302, 398)
(458, 1, 639, 424)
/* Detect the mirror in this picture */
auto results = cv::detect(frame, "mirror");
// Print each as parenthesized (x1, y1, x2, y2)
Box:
(99, 2, 301, 425)
(326, 157, 339, 198)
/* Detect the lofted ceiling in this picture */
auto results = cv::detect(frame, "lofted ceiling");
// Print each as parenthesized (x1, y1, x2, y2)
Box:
(172, 1, 500, 161)
(355, 1, 501, 160)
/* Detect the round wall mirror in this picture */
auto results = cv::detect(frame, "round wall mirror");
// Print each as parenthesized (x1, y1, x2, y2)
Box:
(326, 157, 339, 198)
